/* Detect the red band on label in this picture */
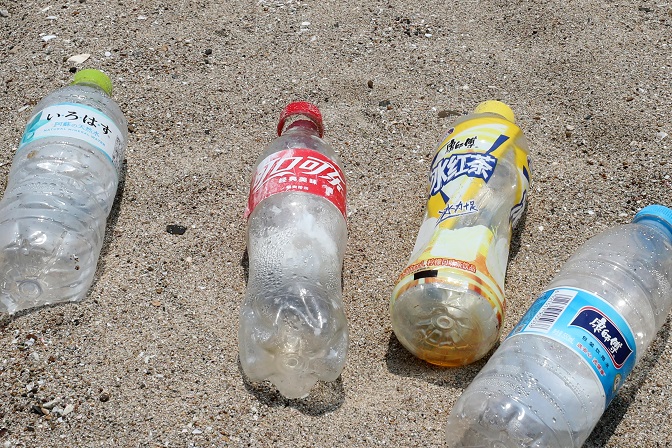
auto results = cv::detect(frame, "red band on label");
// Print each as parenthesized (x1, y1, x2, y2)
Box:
(245, 148, 347, 220)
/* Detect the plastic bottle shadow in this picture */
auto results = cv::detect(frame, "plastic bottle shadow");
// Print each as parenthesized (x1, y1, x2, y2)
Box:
(240, 248, 249, 285)
(584, 319, 671, 447)
(384, 332, 494, 390)
(237, 356, 345, 416)
(0, 312, 10, 329)
(509, 206, 528, 261)
(91, 160, 127, 290)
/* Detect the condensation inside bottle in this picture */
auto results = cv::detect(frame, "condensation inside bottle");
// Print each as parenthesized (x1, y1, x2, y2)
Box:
(239, 120, 348, 399)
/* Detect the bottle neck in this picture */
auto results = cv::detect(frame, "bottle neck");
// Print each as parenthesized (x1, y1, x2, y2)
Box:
(638, 217, 672, 242)
(71, 81, 109, 96)
(282, 119, 320, 137)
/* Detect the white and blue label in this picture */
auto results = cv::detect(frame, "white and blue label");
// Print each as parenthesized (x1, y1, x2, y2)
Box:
(19, 103, 124, 174)
(508, 287, 636, 406)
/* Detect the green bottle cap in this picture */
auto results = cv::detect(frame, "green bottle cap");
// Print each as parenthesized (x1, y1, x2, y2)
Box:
(72, 69, 113, 96)
(473, 100, 515, 124)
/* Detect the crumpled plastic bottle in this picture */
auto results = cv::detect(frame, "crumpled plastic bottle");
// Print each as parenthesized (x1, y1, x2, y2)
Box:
(239, 101, 348, 398)
(0, 69, 127, 315)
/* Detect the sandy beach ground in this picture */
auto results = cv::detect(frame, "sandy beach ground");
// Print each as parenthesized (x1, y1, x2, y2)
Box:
(1, 0, 672, 446)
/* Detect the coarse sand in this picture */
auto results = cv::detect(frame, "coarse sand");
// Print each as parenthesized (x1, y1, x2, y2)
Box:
(1, 1, 672, 447)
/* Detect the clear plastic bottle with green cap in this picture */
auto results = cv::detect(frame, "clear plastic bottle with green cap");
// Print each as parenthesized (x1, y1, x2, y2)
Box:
(390, 101, 531, 366)
(0, 69, 127, 314)
(445, 205, 672, 447)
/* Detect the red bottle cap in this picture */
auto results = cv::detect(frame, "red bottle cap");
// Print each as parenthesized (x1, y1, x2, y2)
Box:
(277, 101, 324, 137)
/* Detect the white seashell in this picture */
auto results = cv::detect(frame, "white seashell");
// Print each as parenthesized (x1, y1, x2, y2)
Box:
(67, 53, 91, 64)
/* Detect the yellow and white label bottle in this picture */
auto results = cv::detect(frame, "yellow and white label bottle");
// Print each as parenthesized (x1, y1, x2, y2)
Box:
(390, 101, 531, 366)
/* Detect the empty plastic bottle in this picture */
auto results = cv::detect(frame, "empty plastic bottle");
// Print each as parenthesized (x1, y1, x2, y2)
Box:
(0, 69, 127, 315)
(239, 101, 348, 398)
(391, 101, 531, 366)
(445, 205, 672, 447)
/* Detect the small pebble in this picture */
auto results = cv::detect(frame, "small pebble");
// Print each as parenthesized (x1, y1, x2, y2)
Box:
(105, 51, 112, 57)
(0, 9, 8, 17)
(192, 428, 203, 435)
(166, 224, 187, 235)
(204, 48, 212, 55)
(378, 100, 391, 107)
(367, 79, 373, 89)
(31, 405, 47, 416)
(62, 404, 74, 416)
(438, 110, 460, 118)
(99, 391, 110, 402)
(41, 35, 57, 42)
(565, 124, 575, 137)
(42, 398, 60, 410)
(656, 131, 668, 140)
